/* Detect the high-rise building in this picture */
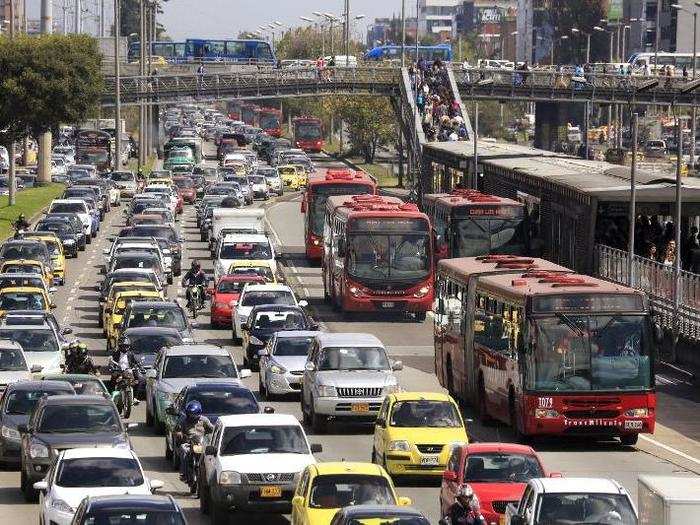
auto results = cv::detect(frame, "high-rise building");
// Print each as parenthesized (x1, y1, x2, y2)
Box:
(418, 0, 462, 40)
(0, 0, 24, 35)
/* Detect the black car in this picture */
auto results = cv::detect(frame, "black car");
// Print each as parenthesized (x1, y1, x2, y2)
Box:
(72, 494, 187, 525)
(330, 505, 430, 525)
(163, 382, 271, 468)
(119, 326, 183, 397)
(242, 304, 318, 370)
(119, 225, 182, 276)
(43, 213, 87, 251)
(19, 395, 133, 501)
(121, 301, 194, 344)
(34, 220, 82, 257)
(0, 380, 75, 467)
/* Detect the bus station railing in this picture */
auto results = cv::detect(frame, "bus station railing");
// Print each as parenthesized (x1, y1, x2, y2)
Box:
(595, 244, 700, 341)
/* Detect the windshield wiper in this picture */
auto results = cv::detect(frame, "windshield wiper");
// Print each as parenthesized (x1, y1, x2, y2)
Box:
(556, 313, 585, 337)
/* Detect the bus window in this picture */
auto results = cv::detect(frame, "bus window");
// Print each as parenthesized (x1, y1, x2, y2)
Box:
(226, 41, 246, 59)
(208, 41, 225, 57)
(174, 43, 186, 59)
(255, 42, 273, 61)
(153, 43, 174, 59)
(677, 56, 692, 69)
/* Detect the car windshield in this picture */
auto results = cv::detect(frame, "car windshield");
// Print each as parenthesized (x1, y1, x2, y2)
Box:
(229, 266, 273, 281)
(173, 178, 194, 188)
(0, 348, 27, 371)
(241, 290, 294, 307)
(253, 310, 305, 331)
(318, 346, 390, 371)
(309, 184, 374, 235)
(249, 176, 265, 184)
(524, 315, 653, 392)
(0, 292, 46, 311)
(347, 232, 430, 282)
(37, 222, 72, 235)
(309, 474, 395, 509)
(2, 265, 42, 275)
(296, 124, 322, 139)
(5, 388, 72, 414)
(0, 329, 58, 353)
(38, 404, 119, 433)
(536, 493, 637, 525)
(114, 256, 158, 271)
(162, 355, 236, 378)
(452, 214, 527, 257)
(464, 453, 544, 483)
(56, 457, 144, 488)
(217, 280, 254, 293)
(0, 244, 47, 261)
(83, 511, 185, 524)
(0, 276, 44, 290)
(131, 227, 177, 243)
(129, 334, 181, 355)
(111, 172, 135, 182)
(64, 377, 107, 396)
(353, 518, 429, 525)
(50, 203, 85, 213)
(127, 307, 187, 330)
(220, 425, 308, 455)
(390, 400, 462, 428)
(187, 390, 258, 415)
(220, 242, 271, 260)
(274, 336, 314, 357)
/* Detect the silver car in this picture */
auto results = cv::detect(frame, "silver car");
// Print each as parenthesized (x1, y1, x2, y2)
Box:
(258, 331, 321, 398)
(300, 333, 402, 433)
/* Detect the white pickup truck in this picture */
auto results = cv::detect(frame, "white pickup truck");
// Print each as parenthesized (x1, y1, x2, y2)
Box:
(209, 208, 265, 256)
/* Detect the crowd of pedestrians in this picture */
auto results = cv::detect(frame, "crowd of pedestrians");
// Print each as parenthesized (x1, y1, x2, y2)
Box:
(409, 58, 469, 142)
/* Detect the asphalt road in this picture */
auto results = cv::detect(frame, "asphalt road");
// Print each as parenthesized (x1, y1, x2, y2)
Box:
(1, 146, 699, 525)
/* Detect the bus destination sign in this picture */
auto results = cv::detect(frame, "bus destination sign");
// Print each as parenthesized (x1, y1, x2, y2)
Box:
(349, 218, 429, 232)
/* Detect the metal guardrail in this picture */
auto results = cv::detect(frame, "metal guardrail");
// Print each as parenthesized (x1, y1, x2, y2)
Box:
(595, 244, 700, 341)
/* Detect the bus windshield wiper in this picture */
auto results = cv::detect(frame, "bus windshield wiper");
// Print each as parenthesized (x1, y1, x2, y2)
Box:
(556, 313, 585, 337)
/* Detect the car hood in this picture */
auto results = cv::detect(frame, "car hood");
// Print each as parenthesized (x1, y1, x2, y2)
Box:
(386, 426, 468, 446)
(0, 371, 32, 385)
(218, 453, 315, 474)
(59, 484, 152, 509)
(24, 352, 63, 374)
(271, 356, 308, 373)
(315, 370, 397, 388)
(469, 482, 527, 506)
(34, 431, 127, 448)
(2, 412, 29, 429)
(213, 292, 237, 303)
(158, 377, 242, 393)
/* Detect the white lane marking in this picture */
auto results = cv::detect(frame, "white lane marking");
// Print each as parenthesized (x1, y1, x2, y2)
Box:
(659, 360, 695, 378)
(639, 435, 700, 466)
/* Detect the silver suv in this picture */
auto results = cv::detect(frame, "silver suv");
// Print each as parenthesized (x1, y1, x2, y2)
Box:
(300, 333, 402, 433)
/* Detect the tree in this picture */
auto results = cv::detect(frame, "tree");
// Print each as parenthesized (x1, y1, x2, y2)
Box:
(0, 34, 104, 145)
(119, 0, 170, 40)
(335, 97, 396, 163)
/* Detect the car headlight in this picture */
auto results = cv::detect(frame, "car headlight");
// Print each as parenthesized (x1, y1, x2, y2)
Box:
(383, 384, 399, 394)
(29, 442, 49, 458)
(249, 335, 264, 346)
(413, 286, 431, 299)
(219, 471, 242, 485)
(269, 362, 286, 374)
(63, 239, 75, 245)
(50, 498, 74, 514)
(239, 314, 248, 324)
(1, 425, 20, 441)
(534, 409, 560, 419)
(624, 408, 649, 418)
(388, 440, 411, 452)
(317, 385, 337, 397)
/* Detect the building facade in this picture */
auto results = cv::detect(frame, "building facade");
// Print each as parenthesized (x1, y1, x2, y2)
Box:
(0, 0, 24, 35)
(418, 0, 462, 39)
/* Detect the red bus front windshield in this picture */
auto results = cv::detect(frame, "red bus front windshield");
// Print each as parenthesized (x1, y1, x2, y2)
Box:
(451, 206, 527, 257)
(260, 115, 280, 130)
(346, 218, 431, 283)
(296, 123, 322, 139)
(521, 313, 653, 392)
(309, 184, 374, 236)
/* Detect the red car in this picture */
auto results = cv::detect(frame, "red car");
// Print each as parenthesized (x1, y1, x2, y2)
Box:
(439, 443, 555, 525)
(208, 274, 265, 327)
(173, 177, 197, 204)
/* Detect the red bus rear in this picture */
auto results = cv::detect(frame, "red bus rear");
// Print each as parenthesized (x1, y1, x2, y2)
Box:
(322, 194, 434, 320)
(435, 255, 656, 445)
(293, 117, 324, 152)
(241, 103, 258, 125)
(423, 189, 527, 261)
(258, 107, 283, 137)
(227, 101, 242, 121)
(301, 169, 377, 260)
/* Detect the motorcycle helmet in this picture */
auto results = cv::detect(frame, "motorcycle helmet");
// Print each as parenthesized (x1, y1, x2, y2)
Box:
(185, 400, 202, 418)
(457, 484, 475, 501)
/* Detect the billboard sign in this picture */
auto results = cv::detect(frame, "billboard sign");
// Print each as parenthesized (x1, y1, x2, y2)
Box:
(477, 7, 503, 25)
(608, 0, 623, 21)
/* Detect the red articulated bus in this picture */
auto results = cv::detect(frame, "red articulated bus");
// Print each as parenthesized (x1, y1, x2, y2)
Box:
(258, 107, 283, 137)
(301, 169, 377, 260)
(322, 194, 434, 320)
(293, 117, 324, 152)
(423, 189, 527, 261)
(434, 255, 656, 445)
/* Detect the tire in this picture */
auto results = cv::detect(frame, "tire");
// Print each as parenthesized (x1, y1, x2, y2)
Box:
(258, 374, 267, 399)
(200, 477, 210, 515)
(371, 449, 377, 463)
(22, 469, 38, 502)
(620, 434, 639, 446)
(301, 392, 311, 426)
(165, 438, 173, 461)
(145, 399, 154, 427)
(122, 388, 133, 419)
(510, 394, 526, 443)
(98, 314, 103, 328)
(210, 498, 229, 525)
(311, 404, 326, 434)
(167, 274, 173, 285)
(86, 235, 91, 244)
(172, 440, 181, 470)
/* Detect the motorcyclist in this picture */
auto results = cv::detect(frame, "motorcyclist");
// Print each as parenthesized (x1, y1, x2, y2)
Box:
(182, 261, 208, 309)
(65, 341, 97, 374)
(109, 338, 140, 393)
(13, 214, 30, 238)
(176, 400, 214, 482)
(445, 485, 486, 525)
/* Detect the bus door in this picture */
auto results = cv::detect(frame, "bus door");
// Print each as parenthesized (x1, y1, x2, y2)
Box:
(440, 279, 466, 400)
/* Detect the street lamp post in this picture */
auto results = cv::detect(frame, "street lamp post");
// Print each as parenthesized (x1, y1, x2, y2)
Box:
(114, 0, 121, 171)
(655, 0, 661, 72)
(401, 0, 406, 67)
(672, 3, 699, 169)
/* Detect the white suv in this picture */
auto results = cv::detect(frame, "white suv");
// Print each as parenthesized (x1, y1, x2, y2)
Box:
(48, 199, 93, 237)
(231, 283, 306, 342)
(199, 413, 321, 519)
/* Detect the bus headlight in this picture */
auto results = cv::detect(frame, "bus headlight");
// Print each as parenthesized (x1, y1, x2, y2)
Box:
(413, 286, 431, 298)
(534, 409, 560, 419)
(624, 408, 649, 418)
(349, 286, 365, 297)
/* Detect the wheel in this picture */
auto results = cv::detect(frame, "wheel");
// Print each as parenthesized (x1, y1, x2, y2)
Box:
(145, 398, 154, 426)
(477, 379, 493, 425)
(165, 437, 173, 461)
(210, 497, 229, 525)
(97, 313, 103, 328)
(167, 275, 173, 285)
(509, 395, 526, 443)
(231, 327, 239, 344)
(154, 409, 165, 435)
(122, 389, 133, 419)
(301, 391, 311, 426)
(258, 374, 267, 399)
(620, 434, 639, 446)
(311, 404, 326, 434)
(200, 476, 210, 515)
(371, 449, 377, 463)
(22, 469, 38, 502)
(172, 440, 181, 470)
(86, 235, 91, 244)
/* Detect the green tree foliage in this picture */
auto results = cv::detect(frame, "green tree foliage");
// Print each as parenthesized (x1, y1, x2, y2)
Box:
(550, 0, 607, 64)
(0, 34, 104, 144)
(275, 26, 365, 60)
(335, 97, 396, 163)
(119, 0, 169, 40)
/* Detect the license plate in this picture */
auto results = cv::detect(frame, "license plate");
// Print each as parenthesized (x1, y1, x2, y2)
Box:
(420, 456, 439, 466)
(260, 486, 282, 498)
(624, 420, 643, 430)
(351, 403, 369, 412)
(381, 302, 395, 308)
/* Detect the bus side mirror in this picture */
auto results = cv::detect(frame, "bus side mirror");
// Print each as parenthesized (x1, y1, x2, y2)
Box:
(300, 200, 307, 213)
(653, 322, 664, 344)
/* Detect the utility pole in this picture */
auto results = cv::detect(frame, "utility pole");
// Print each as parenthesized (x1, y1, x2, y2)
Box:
(113, 0, 121, 171)
(74, 0, 81, 33)
(99, 0, 105, 36)
(628, 113, 638, 286)
(343, 0, 350, 59)
(400, 0, 406, 67)
(673, 113, 683, 360)
(8, 0, 16, 205)
(692, 11, 698, 170)
(654, 0, 661, 72)
(415, 0, 419, 61)
(38, 0, 53, 185)
(138, 0, 146, 169)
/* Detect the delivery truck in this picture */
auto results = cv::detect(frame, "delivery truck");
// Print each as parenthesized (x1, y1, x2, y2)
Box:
(638, 475, 700, 525)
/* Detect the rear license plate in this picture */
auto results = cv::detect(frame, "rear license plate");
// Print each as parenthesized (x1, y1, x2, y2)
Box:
(260, 486, 282, 498)
(624, 420, 643, 430)
(381, 302, 395, 308)
(351, 403, 370, 412)
(420, 456, 439, 466)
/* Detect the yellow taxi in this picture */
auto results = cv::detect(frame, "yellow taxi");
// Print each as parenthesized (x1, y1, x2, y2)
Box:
(101, 281, 160, 331)
(227, 260, 279, 283)
(23, 232, 66, 285)
(105, 289, 163, 351)
(0, 286, 54, 316)
(290, 164, 310, 187)
(371, 392, 468, 477)
(278, 165, 306, 191)
(0, 259, 54, 288)
(291, 462, 411, 525)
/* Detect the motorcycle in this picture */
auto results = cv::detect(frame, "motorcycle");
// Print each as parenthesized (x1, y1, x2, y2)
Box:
(65, 352, 97, 375)
(187, 434, 205, 496)
(110, 364, 137, 419)
(188, 284, 204, 319)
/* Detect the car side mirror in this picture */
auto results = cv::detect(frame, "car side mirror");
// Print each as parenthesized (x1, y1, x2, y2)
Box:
(376, 418, 386, 428)
(257, 349, 268, 357)
(205, 445, 216, 456)
(17, 424, 28, 434)
(239, 368, 252, 379)
(309, 322, 320, 331)
(61, 327, 73, 335)
(300, 200, 307, 213)
(263, 406, 275, 414)
(292, 495, 305, 507)
(398, 496, 412, 506)
(549, 471, 563, 478)
(50, 303, 57, 309)
(145, 369, 157, 379)
(206, 287, 214, 295)
(654, 322, 664, 344)
(30, 365, 43, 373)
(149, 479, 164, 492)
(165, 405, 177, 416)
(391, 360, 404, 371)
(33, 481, 48, 492)
(310, 443, 323, 454)
(304, 362, 315, 372)
(442, 470, 458, 482)
(298, 300, 308, 308)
